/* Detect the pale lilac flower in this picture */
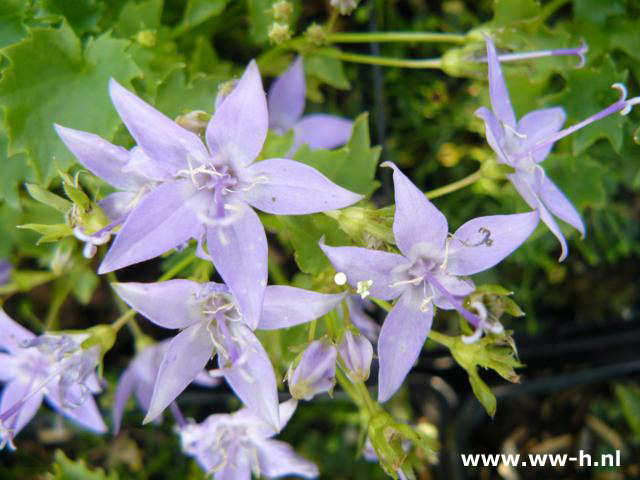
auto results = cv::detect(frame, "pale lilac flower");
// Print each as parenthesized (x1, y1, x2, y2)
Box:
(179, 399, 318, 479)
(338, 330, 373, 382)
(113, 280, 344, 430)
(321, 162, 539, 402)
(112, 340, 219, 434)
(95, 61, 361, 331)
(0, 259, 12, 285)
(0, 309, 106, 450)
(476, 35, 640, 260)
(287, 340, 337, 400)
(345, 296, 380, 342)
(268, 56, 353, 154)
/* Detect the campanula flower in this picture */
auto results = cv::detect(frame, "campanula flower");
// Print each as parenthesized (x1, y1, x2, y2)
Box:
(113, 280, 344, 430)
(268, 56, 353, 154)
(321, 162, 539, 401)
(179, 399, 318, 479)
(0, 309, 106, 450)
(338, 330, 373, 382)
(286, 339, 337, 400)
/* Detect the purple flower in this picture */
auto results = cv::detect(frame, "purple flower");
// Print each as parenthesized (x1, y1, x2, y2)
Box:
(0, 309, 106, 450)
(113, 280, 344, 430)
(476, 35, 639, 260)
(286, 340, 337, 400)
(112, 340, 219, 434)
(321, 162, 539, 402)
(179, 399, 318, 479)
(345, 296, 380, 343)
(338, 330, 373, 382)
(76, 61, 360, 331)
(268, 56, 353, 154)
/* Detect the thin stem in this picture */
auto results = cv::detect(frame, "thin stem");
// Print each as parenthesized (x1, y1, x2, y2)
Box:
(315, 48, 443, 69)
(111, 309, 136, 334)
(369, 297, 392, 312)
(538, 0, 571, 23)
(355, 381, 378, 417)
(158, 253, 196, 282)
(425, 168, 482, 199)
(335, 369, 361, 406)
(341, 301, 351, 328)
(428, 330, 454, 348)
(327, 31, 467, 44)
(308, 319, 317, 342)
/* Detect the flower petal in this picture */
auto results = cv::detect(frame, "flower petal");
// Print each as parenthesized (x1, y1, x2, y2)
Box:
(206, 60, 268, 167)
(385, 162, 448, 257)
(0, 309, 35, 354)
(244, 158, 362, 215)
(145, 322, 214, 423)
(475, 106, 509, 164)
(0, 353, 18, 381)
(268, 56, 305, 131)
(377, 291, 433, 403)
(98, 192, 138, 221)
(206, 204, 267, 330)
(319, 242, 407, 300)
(255, 439, 320, 478)
(539, 176, 585, 236)
(112, 368, 135, 434)
(517, 107, 566, 163)
(108, 79, 208, 174)
(446, 211, 540, 276)
(112, 280, 202, 329)
(259, 286, 345, 330)
(54, 125, 145, 190)
(221, 326, 280, 432)
(0, 379, 43, 437)
(99, 180, 208, 274)
(430, 272, 475, 310)
(293, 114, 352, 151)
(484, 34, 516, 128)
(45, 384, 107, 433)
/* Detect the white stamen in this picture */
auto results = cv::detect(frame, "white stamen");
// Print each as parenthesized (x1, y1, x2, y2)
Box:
(356, 280, 373, 299)
(334, 272, 347, 286)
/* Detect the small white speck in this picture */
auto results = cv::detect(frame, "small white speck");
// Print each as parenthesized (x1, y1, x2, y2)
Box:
(334, 272, 347, 286)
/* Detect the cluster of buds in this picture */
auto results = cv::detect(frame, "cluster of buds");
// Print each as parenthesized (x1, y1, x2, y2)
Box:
(268, 1, 293, 45)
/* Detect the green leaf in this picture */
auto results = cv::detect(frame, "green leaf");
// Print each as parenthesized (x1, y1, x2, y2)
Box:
(174, 0, 228, 36)
(113, 0, 162, 38)
(0, 0, 28, 48)
(48, 449, 118, 480)
(154, 68, 224, 118)
(260, 129, 294, 159)
(293, 113, 381, 196)
(17, 223, 72, 243)
(0, 21, 141, 185)
(492, 0, 540, 26)
(573, 0, 625, 26)
(545, 153, 607, 210)
(0, 123, 32, 210)
(247, 0, 272, 45)
(613, 383, 640, 440)
(25, 183, 71, 213)
(42, 0, 105, 36)
(469, 373, 496, 417)
(304, 53, 351, 91)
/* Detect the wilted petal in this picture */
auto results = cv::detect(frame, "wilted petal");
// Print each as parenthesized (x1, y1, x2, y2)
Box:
(446, 211, 540, 276)
(54, 125, 146, 190)
(319, 243, 406, 300)
(221, 326, 280, 432)
(112, 368, 135, 434)
(112, 280, 202, 329)
(377, 291, 433, 403)
(47, 387, 107, 434)
(268, 56, 305, 131)
(109, 79, 208, 174)
(293, 114, 353, 151)
(255, 438, 320, 478)
(259, 286, 344, 330)
(385, 162, 448, 257)
(145, 322, 213, 423)
(539, 176, 585, 236)
(99, 180, 209, 274)
(338, 330, 373, 382)
(517, 107, 566, 163)
(206, 204, 267, 330)
(0, 379, 43, 437)
(346, 297, 380, 342)
(288, 340, 337, 401)
(206, 60, 268, 167)
(0, 309, 35, 354)
(244, 158, 362, 215)
(484, 35, 516, 128)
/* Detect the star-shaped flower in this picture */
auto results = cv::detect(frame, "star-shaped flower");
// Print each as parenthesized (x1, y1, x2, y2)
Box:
(268, 56, 353, 154)
(321, 162, 539, 402)
(113, 280, 344, 430)
(0, 309, 106, 450)
(179, 399, 318, 479)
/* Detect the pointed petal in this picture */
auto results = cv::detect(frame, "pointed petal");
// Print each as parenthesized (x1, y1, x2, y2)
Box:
(293, 114, 353, 151)
(319, 242, 407, 300)
(54, 125, 145, 190)
(0, 353, 18, 381)
(214, 452, 252, 480)
(386, 162, 448, 257)
(446, 211, 540, 276)
(206, 60, 267, 167)
(145, 322, 213, 423)
(268, 56, 305, 131)
(517, 107, 566, 163)
(221, 326, 280, 432)
(112, 280, 202, 329)
(112, 368, 135, 434)
(0, 379, 43, 436)
(260, 286, 344, 330)
(99, 180, 208, 274)
(430, 272, 475, 310)
(98, 192, 138, 221)
(206, 204, 267, 330)
(45, 384, 107, 433)
(255, 439, 319, 478)
(539, 176, 585, 236)
(108, 79, 208, 173)
(277, 398, 298, 431)
(484, 34, 516, 128)
(377, 291, 433, 403)
(475, 106, 509, 165)
(244, 158, 362, 215)
(0, 309, 35, 354)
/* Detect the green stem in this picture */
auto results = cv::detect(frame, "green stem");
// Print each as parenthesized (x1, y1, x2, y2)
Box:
(355, 381, 378, 417)
(308, 319, 317, 342)
(327, 31, 467, 44)
(336, 369, 361, 406)
(159, 254, 196, 282)
(425, 168, 482, 200)
(538, 0, 571, 23)
(315, 48, 443, 69)
(111, 309, 136, 334)
(428, 330, 454, 348)
(370, 297, 392, 312)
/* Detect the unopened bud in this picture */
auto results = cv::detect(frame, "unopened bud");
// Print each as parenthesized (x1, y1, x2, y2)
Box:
(176, 110, 211, 133)
(287, 340, 337, 400)
(306, 23, 326, 46)
(268, 22, 291, 45)
(272, 0, 293, 23)
(136, 30, 157, 48)
(330, 0, 359, 15)
(338, 330, 373, 382)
